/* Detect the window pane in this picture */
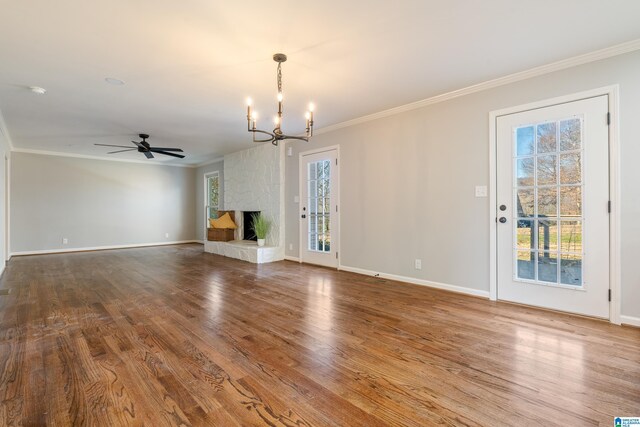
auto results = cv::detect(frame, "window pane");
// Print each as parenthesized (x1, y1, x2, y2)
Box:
(537, 219, 557, 252)
(537, 187, 557, 217)
(516, 158, 534, 186)
(560, 118, 581, 151)
(537, 155, 557, 186)
(517, 189, 534, 216)
(561, 254, 582, 285)
(537, 252, 558, 283)
(516, 126, 534, 156)
(560, 186, 582, 217)
(537, 122, 557, 153)
(560, 221, 582, 253)
(517, 251, 535, 280)
(516, 220, 534, 250)
(560, 152, 581, 184)
(309, 233, 318, 251)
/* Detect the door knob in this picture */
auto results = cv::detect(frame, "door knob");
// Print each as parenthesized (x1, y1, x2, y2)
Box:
(499, 205, 507, 211)
(499, 217, 507, 223)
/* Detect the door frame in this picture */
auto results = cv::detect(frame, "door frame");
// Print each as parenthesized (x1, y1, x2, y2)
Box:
(488, 85, 621, 324)
(298, 145, 341, 268)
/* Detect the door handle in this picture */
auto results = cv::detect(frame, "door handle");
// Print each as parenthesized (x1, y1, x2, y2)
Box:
(301, 214, 306, 219)
(499, 217, 507, 223)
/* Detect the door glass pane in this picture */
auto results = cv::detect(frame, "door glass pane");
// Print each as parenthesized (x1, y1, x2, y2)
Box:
(537, 122, 557, 153)
(516, 158, 534, 186)
(537, 219, 557, 252)
(560, 118, 581, 151)
(560, 254, 582, 285)
(560, 152, 581, 184)
(517, 251, 535, 280)
(537, 252, 558, 283)
(560, 186, 581, 217)
(560, 221, 582, 253)
(537, 155, 557, 185)
(516, 127, 534, 156)
(513, 115, 584, 288)
(537, 188, 557, 217)
(516, 189, 534, 216)
(516, 220, 533, 250)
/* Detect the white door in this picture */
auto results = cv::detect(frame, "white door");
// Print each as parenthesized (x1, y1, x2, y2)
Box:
(300, 148, 339, 268)
(496, 95, 610, 318)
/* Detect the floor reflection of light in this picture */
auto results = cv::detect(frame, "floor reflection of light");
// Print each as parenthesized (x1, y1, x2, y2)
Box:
(305, 277, 336, 363)
(206, 278, 223, 319)
(514, 326, 585, 381)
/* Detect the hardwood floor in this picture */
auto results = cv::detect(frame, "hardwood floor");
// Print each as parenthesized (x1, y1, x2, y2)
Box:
(0, 243, 638, 426)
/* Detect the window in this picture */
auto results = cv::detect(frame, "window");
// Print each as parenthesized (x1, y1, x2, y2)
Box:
(205, 173, 219, 222)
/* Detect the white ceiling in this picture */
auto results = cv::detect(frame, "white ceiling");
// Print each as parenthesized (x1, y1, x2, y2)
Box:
(1, 1, 640, 165)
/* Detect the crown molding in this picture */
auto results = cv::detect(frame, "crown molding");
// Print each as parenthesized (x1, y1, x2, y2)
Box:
(11, 148, 196, 168)
(194, 156, 224, 168)
(315, 38, 640, 136)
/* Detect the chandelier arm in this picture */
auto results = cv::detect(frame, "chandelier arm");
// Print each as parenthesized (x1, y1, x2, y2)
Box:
(277, 135, 310, 142)
(249, 129, 276, 143)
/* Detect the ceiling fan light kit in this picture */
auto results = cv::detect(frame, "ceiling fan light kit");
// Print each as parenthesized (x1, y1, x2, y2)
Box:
(95, 134, 185, 159)
(246, 53, 314, 146)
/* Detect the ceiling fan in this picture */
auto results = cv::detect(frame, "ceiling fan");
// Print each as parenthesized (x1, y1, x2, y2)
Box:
(95, 134, 185, 159)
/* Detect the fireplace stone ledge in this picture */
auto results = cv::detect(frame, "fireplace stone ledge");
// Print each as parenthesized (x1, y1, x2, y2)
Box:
(204, 240, 283, 264)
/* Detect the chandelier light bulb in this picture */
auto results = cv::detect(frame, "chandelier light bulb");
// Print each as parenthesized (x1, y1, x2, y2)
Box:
(246, 97, 253, 106)
(308, 103, 315, 112)
(305, 111, 311, 120)
(251, 111, 258, 120)
(277, 92, 283, 102)
(274, 116, 280, 125)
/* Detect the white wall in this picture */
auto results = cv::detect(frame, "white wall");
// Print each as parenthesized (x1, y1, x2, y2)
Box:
(0, 128, 10, 275)
(194, 160, 224, 241)
(285, 50, 640, 320)
(10, 152, 196, 253)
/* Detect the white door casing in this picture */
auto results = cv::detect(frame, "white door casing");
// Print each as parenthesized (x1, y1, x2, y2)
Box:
(495, 95, 610, 318)
(299, 147, 339, 268)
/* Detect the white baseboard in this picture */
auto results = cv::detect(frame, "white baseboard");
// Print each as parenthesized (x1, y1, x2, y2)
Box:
(284, 255, 301, 262)
(338, 264, 490, 298)
(10, 240, 200, 257)
(620, 315, 640, 327)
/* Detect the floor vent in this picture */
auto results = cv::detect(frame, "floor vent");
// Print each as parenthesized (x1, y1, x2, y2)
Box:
(0, 289, 11, 296)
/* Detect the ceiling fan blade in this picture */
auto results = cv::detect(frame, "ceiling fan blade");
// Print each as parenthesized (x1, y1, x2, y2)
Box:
(149, 147, 184, 152)
(132, 141, 145, 149)
(143, 151, 154, 159)
(153, 150, 185, 159)
(107, 148, 137, 154)
(95, 143, 134, 148)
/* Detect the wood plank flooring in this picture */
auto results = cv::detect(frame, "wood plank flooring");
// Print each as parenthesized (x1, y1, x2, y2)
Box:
(0, 243, 638, 426)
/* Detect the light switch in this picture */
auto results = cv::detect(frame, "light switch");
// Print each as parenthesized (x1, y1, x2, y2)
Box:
(475, 185, 488, 198)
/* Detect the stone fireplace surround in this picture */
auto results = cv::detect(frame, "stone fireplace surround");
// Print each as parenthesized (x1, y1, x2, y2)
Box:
(204, 144, 285, 264)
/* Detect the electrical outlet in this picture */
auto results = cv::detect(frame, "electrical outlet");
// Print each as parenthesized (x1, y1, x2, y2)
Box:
(62, 238, 68, 245)
(165, 233, 169, 238)
(415, 259, 422, 270)
(289, 243, 293, 251)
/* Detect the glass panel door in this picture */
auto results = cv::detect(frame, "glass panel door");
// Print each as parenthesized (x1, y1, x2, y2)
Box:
(307, 159, 331, 252)
(513, 117, 584, 287)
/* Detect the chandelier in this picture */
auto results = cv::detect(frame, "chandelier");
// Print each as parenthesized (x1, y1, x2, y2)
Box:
(246, 53, 314, 146)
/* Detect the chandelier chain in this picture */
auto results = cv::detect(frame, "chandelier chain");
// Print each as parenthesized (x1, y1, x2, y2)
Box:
(277, 62, 282, 94)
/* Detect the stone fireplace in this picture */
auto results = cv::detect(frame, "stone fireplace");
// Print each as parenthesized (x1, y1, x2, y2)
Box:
(204, 143, 285, 263)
